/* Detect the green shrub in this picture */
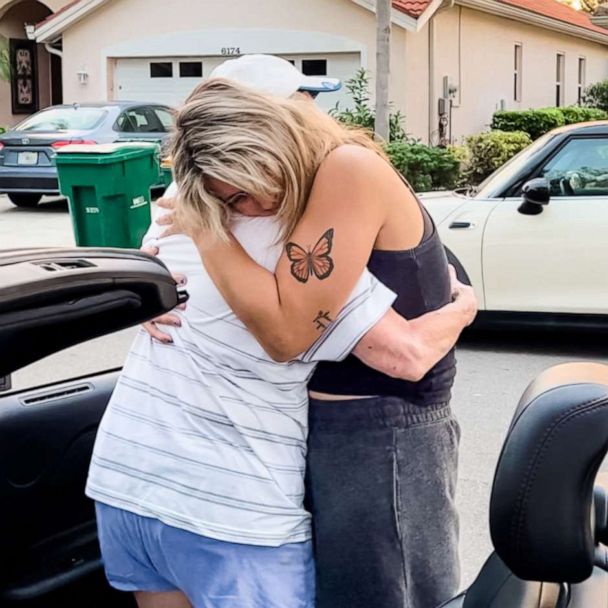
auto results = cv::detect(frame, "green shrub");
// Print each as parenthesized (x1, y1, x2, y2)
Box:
(385, 141, 460, 192)
(0, 126, 6, 134)
(492, 106, 608, 140)
(559, 105, 608, 124)
(330, 68, 407, 142)
(583, 80, 608, 112)
(491, 108, 565, 140)
(460, 130, 532, 186)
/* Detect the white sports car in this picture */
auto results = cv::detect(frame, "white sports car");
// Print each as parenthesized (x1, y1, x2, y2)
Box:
(420, 121, 608, 328)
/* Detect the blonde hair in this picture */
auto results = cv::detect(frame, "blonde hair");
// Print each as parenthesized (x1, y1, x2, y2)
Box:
(170, 78, 383, 241)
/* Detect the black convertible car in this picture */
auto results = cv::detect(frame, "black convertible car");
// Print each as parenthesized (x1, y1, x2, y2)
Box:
(1, 247, 608, 607)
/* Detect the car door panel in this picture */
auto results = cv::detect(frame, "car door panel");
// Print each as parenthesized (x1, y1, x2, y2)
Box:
(482, 135, 608, 314)
(0, 370, 124, 603)
(0, 248, 183, 377)
(0, 248, 184, 604)
(483, 197, 608, 314)
(435, 200, 499, 310)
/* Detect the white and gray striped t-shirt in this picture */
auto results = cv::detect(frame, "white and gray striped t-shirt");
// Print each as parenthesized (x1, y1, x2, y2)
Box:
(86, 209, 396, 547)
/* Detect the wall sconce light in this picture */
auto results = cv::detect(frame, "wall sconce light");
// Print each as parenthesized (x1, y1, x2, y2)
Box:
(77, 69, 89, 85)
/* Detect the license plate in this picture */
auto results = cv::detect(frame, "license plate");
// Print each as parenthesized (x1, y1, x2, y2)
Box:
(18, 151, 38, 165)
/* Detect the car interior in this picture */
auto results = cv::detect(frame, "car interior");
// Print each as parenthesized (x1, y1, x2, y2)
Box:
(0, 248, 186, 607)
(0, 249, 607, 607)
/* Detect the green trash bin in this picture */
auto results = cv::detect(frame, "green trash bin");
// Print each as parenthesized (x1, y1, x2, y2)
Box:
(55, 142, 161, 248)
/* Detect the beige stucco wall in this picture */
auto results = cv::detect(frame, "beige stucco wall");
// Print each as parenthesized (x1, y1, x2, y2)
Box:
(60, 0, 408, 116)
(429, 5, 608, 143)
(403, 21, 430, 142)
(0, 0, 67, 126)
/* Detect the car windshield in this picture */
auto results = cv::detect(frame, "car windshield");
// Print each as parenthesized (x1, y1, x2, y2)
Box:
(14, 107, 107, 132)
(475, 131, 557, 198)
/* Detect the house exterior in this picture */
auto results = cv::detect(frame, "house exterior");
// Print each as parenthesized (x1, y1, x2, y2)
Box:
(2, 0, 608, 143)
(0, 0, 68, 126)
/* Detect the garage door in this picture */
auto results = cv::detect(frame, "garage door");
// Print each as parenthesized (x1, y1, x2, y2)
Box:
(113, 52, 360, 112)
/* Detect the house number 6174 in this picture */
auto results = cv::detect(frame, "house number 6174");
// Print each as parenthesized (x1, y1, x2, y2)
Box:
(221, 47, 241, 56)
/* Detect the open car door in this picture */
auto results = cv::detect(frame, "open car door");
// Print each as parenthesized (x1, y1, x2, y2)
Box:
(0, 248, 186, 607)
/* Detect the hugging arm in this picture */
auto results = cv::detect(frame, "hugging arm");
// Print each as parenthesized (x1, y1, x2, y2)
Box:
(182, 147, 390, 361)
(352, 269, 476, 381)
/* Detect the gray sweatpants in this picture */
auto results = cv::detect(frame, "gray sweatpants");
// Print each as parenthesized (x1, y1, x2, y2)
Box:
(306, 396, 461, 608)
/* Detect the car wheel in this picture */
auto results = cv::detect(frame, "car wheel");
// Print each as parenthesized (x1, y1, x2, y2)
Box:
(8, 193, 42, 208)
(445, 247, 472, 286)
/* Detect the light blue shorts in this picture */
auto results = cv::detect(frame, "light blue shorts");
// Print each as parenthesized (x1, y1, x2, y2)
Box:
(95, 502, 315, 608)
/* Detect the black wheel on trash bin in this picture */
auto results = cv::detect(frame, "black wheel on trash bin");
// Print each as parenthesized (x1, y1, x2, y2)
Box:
(8, 193, 42, 208)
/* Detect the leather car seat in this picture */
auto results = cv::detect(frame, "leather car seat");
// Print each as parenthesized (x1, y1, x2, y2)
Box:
(440, 362, 608, 608)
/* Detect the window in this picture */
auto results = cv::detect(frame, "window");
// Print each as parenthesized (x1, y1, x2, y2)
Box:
(15, 107, 107, 132)
(514, 44, 522, 102)
(556, 53, 565, 107)
(153, 107, 175, 130)
(578, 57, 586, 105)
(150, 62, 173, 78)
(179, 62, 203, 78)
(302, 59, 327, 76)
(540, 137, 608, 197)
(116, 107, 163, 133)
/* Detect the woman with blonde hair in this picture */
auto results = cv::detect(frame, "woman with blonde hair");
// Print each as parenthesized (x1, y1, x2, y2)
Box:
(151, 77, 474, 608)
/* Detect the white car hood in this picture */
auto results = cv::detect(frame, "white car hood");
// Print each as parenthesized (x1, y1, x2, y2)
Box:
(418, 191, 469, 226)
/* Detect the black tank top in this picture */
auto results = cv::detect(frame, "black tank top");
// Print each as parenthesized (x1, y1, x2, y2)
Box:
(308, 198, 456, 406)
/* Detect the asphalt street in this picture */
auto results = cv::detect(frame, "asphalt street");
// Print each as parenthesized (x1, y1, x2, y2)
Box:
(2, 194, 607, 590)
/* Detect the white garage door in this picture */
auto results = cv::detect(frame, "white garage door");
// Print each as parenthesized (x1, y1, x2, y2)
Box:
(113, 52, 360, 112)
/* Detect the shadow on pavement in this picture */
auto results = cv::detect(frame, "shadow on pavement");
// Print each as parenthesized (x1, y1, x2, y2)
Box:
(39, 198, 69, 212)
(460, 326, 607, 359)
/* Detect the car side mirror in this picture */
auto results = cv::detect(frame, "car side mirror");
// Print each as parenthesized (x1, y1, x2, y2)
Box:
(518, 178, 550, 215)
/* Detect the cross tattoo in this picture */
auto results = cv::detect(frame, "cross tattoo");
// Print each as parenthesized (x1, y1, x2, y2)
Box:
(314, 310, 333, 331)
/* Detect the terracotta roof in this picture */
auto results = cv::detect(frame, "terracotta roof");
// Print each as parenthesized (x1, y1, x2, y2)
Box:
(392, 1, 433, 18)
(497, 0, 608, 35)
(35, 0, 608, 38)
(39, 0, 432, 28)
(36, 0, 80, 27)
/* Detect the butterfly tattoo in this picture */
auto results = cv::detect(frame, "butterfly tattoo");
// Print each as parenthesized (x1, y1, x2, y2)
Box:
(286, 229, 335, 284)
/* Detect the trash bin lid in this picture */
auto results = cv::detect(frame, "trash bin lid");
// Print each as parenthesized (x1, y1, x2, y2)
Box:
(55, 142, 160, 164)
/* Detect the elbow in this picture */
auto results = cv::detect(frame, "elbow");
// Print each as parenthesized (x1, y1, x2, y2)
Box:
(401, 362, 428, 383)
(401, 341, 432, 382)
(389, 344, 431, 382)
(383, 358, 427, 382)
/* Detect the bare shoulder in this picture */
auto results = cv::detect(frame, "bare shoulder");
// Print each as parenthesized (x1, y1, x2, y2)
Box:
(308, 144, 393, 213)
(316, 144, 389, 181)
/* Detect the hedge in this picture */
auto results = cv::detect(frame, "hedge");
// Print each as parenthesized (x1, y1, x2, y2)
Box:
(491, 106, 608, 140)
(491, 108, 565, 140)
(559, 106, 608, 124)
(385, 141, 461, 192)
(459, 130, 532, 186)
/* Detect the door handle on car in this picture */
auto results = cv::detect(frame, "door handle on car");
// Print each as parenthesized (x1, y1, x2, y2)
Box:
(449, 221, 474, 229)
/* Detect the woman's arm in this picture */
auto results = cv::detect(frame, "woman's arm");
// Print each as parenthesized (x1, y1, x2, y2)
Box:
(353, 270, 477, 381)
(182, 146, 394, 361)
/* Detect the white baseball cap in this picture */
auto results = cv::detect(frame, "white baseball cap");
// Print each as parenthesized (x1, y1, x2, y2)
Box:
(209, 54, 342, 98)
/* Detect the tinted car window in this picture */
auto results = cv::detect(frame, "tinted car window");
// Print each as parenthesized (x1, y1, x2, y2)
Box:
(15, 107, 107, 132)
(117, 107, 163, 133)
(540, 138, 608, 197)
(475, 131, 555, 198)
(153, 107, 175, 130)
